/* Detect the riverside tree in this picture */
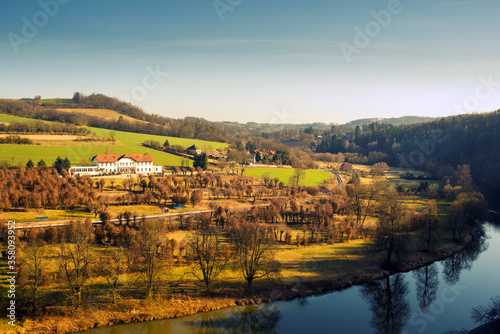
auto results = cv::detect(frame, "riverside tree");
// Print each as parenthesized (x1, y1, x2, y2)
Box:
(19, 238, 48, 314)
(232, 223, 280, 288)
(98, 247, 124, 303)
(133, 222, 164, 298)
(373, 194, 411, 266)
(187, 228, 231, 295)
(418, 200, 440, 252)
(58, 220, 93, 308)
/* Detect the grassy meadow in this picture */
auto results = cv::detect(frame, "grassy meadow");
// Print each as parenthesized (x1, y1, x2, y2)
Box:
(244, 167, 332, 186)
(0, 113, 228, 166)
(56, 108, 148, 124)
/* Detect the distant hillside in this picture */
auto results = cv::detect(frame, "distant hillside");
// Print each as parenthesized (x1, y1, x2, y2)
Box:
(0, 113, 228, 167)
(345, 116, 438, 127)
(0, 94, 231, 143)
(354, 110, 500, 208)
(56, 108, 148, 125)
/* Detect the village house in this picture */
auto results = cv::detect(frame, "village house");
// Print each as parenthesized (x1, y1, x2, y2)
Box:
(187, 144, 202, 155)
(69, 153, 162, 176)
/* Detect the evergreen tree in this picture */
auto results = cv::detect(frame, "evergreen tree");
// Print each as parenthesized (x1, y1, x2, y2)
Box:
(54, 156, 71, 173)
(245, 141, 256, 152)
(72, 92, 82, 104)
(54, 156, 64, 173)
(193, 153, 208, 170)
(37, 159, 46, 168)
(26, 159, 35, 168)
(63, 157, 71, 171)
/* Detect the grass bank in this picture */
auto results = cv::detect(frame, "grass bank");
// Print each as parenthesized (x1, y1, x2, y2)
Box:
(5, 234, 473, 334)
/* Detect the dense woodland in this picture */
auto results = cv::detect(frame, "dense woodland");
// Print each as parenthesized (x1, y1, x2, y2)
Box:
(313, 111, 500, 208)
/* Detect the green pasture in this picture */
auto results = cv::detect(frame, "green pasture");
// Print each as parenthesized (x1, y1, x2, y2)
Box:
(0, 114, 228, 166)
(244, 167, 331, 186)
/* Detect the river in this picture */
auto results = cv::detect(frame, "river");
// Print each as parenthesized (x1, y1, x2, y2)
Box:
(83, 223, 500, 334)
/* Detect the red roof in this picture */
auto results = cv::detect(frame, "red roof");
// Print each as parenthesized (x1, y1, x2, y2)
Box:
(93, 154, 154, 163)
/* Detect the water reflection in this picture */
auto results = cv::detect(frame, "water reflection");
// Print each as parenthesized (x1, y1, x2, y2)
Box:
(446, 296, 500, 333)
(413, 264, 439, 313)
(360, 274, 410, 334)
(187, 304, 281, 334)
(443, 226, 488, 286)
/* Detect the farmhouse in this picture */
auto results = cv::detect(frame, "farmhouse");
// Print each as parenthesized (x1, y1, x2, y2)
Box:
(69, 153, 162, 176)
(187, 144, 202, 155)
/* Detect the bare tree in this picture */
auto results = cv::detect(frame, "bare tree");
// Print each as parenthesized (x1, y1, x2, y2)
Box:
(419, 200, 440, 251)
(98, 247, 124, 303)
(187, 228, 230, 295)
(373, 194, 411, 266)
(232, 223, 281, 288)
(346, 183, 375, 231)
(133, 222, 164, 298)
(471, 296, 500, 324)
(19, 240, 48, 314)
(57, 221, 93, 308)
(191, 190, 203, 207)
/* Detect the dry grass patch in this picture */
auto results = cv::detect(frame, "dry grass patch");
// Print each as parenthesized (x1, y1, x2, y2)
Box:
(57, 108, 148, 125)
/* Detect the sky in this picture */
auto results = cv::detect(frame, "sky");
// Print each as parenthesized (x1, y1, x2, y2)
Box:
(1, 0, 500, 124)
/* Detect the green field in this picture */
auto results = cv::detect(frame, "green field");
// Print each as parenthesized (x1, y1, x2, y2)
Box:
(0, 114, 52, 124)
(0, 114, 228, 166)
(245, 167, 331, 186)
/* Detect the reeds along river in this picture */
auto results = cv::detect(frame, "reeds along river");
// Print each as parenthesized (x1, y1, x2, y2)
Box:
(83, 222, 500, 334)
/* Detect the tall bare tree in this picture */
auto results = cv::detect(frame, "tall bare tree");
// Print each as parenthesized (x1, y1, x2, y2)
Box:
(20, 240, 48, 314)
(373, 194, 411, 266)
(98, 247, 124, 303)
(187, 228, 230, 295)
(133, 222, 164, 298)
(58, 221, 93, 308)
(232, 223, 280, 288)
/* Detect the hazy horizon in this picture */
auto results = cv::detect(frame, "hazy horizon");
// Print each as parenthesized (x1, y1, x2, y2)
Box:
(2, 0, 500, 123)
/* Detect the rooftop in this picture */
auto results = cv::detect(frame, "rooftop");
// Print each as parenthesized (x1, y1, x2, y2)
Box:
(92, 154, 154, 163)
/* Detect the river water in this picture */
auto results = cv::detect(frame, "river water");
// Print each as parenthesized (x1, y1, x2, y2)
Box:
(84, 223, 500, 334)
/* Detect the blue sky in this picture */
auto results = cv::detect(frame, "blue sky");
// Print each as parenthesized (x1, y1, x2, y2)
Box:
(1, 0, 500, 123)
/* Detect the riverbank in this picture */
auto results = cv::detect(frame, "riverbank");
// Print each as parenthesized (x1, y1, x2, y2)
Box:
(11, 234, 473, 334)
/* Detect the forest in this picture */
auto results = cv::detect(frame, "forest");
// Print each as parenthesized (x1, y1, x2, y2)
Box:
(314, 110, 500, 208)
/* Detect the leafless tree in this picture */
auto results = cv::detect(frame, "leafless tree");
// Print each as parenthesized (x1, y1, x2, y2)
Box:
(133, 222, 164, 298)
(57, 221, 93, 308)
(98, 247, 124, 303)
(373, 194, 411, 266)
(187, 228, 230, 295)
(19, 240, 48, 314)
(232, 223, 281, 288)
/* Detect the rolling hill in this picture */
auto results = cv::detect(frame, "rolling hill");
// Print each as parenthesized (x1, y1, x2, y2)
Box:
(0, 114, 228, 167)
(344, 116, 438, 127)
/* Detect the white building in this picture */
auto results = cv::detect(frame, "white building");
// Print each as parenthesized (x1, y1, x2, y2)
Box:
(70, 153, 162, 176)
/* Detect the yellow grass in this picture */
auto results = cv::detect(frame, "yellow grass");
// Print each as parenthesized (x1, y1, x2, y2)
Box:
(56, 108, 148, 124)
(275, 241, 377, 280)
(2, 209, 94, 223)
(0, 134, 84, 141)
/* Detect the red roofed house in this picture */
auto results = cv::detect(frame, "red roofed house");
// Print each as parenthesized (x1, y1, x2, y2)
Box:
(70, 153, 162, 176)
